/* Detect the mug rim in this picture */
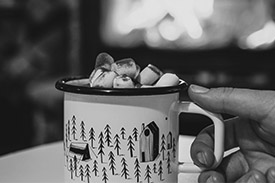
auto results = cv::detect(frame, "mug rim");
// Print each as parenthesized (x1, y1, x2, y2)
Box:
(55, 76, 188, 96)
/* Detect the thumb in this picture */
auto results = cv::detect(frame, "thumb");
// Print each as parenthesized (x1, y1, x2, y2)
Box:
(188, 84, 275, 124)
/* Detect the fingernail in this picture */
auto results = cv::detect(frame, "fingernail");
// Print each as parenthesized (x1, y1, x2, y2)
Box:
(190, 84, 209, 93)
(248, 174, 260, 183)
(197, 152, 208, 166)
(206, 176, 218, 183)
(270, 169, 275, 180)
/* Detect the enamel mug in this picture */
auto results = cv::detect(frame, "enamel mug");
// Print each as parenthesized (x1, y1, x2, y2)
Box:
(56, 77, 224, 183)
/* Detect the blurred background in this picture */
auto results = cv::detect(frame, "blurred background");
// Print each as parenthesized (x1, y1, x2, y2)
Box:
(0, 0, 275, 155)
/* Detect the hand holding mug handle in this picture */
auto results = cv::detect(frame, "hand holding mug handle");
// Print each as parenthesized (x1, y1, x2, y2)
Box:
(170, 101, 225, 173)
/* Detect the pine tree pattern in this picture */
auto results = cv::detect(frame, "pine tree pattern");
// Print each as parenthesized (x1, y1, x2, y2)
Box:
(85, 164, 91, 183)
(158, 160, 164, 181)
(71, 116, 77, 140)
(64, 115, 177, 182)
(160, 134, 166, 160)
(108, 151, 116, 175)
(67, 120, 71, 141)
(73, 155, 78, 177)
(92, 160, 99, 177)
(80, 121, 86, 141)
(69, 159, 73, 179)
(172, 137, 176, 159)
(104, 124, 112, 147)
(144, 165, 152, 183)
(134, 158, 141, 182)
(127, 135, 135, 158)
(132, 127, 138, 141)
(121, 157, 129, 179)
(167, 151, 171, 174)
(153, 163, 157, 173)
(113, 134, 121, 156)
(102, 167, 108, 183)
(98, 132, 105, 163)
(79, 165, 84, 181)
(65, 122, 68, 148)
(120, 127, 126, 140)
(89, 127, 95, 149)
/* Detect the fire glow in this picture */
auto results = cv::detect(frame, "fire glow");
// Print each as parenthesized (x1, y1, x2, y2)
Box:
(101, 0, 275, 49)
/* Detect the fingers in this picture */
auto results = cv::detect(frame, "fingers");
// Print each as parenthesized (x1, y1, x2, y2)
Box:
(234, 170, 266, 183)
(196, 149, 274, 182)
(188, 85, 275, 123)
(190, 125, 215, 168)
(191, 117, 239, 168)
(266, 167, 275, 183)
(199, 169, 267, 183)
(198, 170, 225, 183)
(218, 151, 249, 181)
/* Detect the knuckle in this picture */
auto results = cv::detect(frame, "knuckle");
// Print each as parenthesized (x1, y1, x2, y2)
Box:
(214, 87, 236, 113)
(249, 169, 265, 180)
(219, 87, 236, 99)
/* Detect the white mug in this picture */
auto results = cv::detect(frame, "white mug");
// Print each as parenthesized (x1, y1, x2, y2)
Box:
(56, 77, 224, 183)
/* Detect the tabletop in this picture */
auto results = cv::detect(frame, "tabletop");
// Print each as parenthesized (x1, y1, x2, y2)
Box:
(0, 135, 199, 183)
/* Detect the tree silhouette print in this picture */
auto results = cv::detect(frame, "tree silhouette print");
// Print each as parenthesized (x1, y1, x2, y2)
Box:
(158, 160, 164, 181)
(132, 127, 139, 141)
(121, 157, 129, 179)
(134, 158, 141, 183)
(98, 132, 105, 163)
(104, 124, 112, 147)
(172, 138, 176, 159)
(144, 165, 152, 183)
(67, 119, 71, 141)
(160, 134, 166, 160)
(73, 155, 78, 177)
(66, 153, 69, 168)
(167, 151, 171, 174)
(79, 165, 84, 181)
(127, 135, 135, 157)
(102, 167, 108, 183)
(92, 160, 99, 177)
(80, 121, 86, 141)
(89, 127, 96, 149)
(65, 122, 68, 148)
(153, 163, 157, 173)
(113, 134, 121, 156)
(71, 115, 77, 140)
(120, 127, 126, 140)
(69, 159, 74, 179)
(85, 164, 91, 183)
(108, 151, 116, 175)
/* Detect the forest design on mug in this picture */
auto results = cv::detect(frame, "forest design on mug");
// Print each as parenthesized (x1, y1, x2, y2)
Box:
(64, 115, 177, 183)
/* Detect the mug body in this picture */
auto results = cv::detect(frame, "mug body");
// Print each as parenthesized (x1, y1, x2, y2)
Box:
(56, 77, 188, 183)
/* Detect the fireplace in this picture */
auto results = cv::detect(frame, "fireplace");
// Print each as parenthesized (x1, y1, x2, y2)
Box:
(78, 0, 275, 134)
(72, 0, 275, 137)
(79, 0, 275, 91)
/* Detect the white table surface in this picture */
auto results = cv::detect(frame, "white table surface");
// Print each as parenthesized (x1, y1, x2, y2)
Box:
(0, 135, 199, 183)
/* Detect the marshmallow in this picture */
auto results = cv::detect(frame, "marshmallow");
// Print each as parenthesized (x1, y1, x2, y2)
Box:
(95, 52, 114, 70)
(88, 52, 181, 89)
(92, 71, 118, 88)
(113, 75, 135, 88)
(137, 64, 163, 85)
(89, 67, 106, 87)
(111, 58, 140, 79)
(155, 73, 179, 87)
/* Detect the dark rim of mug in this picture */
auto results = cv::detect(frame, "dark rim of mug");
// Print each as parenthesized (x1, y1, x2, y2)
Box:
(55, 76, 188, 96)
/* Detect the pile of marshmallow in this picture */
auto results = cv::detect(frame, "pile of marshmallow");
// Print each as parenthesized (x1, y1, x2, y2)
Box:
(89, 52, 180, 88)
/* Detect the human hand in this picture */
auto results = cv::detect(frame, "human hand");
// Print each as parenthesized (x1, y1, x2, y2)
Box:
(188, 85, 275, 183)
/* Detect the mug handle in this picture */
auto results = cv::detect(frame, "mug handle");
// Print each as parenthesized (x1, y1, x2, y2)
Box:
(170, 101, 224, 173)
